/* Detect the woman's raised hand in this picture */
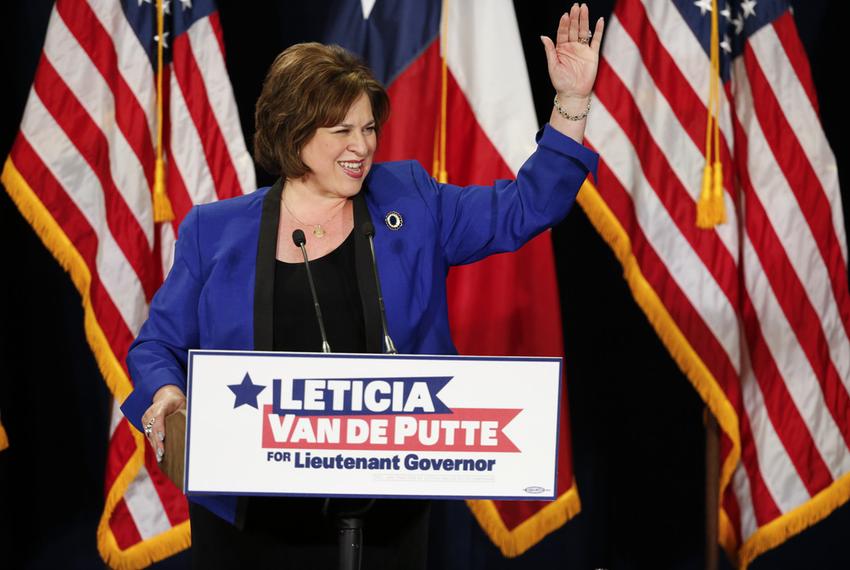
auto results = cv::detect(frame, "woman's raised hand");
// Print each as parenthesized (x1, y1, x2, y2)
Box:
(140, 385, 186, 462)
(541, 3, 604, 100)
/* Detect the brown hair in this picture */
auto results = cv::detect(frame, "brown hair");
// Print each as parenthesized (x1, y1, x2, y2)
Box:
(253, 43, 390, 178)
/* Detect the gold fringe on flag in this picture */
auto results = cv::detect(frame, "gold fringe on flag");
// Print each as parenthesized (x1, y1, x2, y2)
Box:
(576, 179, 742, 558)
(579, 175, 850, 568)
(467, 483, 581, 557)
(0, 420, 8, 451)
(696, 0, 725, 228)
(153, 0, 174, 222)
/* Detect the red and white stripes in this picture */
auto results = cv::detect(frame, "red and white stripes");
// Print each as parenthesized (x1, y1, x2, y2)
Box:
(4, 0, 254, 566)
(585, 0, 850, 564)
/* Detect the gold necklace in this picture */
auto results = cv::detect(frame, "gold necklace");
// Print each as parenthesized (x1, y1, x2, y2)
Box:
(282, 193, 344, 238)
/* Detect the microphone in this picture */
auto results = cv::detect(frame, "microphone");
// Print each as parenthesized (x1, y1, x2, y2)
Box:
(361, 221, 397, 354)
(292, 230, 331, 353)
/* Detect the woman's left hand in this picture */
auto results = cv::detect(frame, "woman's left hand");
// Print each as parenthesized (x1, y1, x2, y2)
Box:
(541, 3, 604, 100)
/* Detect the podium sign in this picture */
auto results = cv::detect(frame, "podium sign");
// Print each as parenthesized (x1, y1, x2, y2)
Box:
(185, 350, 562, 500)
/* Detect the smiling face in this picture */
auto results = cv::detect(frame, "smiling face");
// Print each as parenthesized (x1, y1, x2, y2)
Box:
(298, 93, 377, 199)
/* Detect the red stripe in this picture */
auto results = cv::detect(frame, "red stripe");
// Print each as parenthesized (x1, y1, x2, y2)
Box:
(737, 407, 784, 525)
(742, 41, 850, 342)
(722, 483, 743, 546)
(162, 64, 195, 232)
(165, 144, 194, 234)
(144, 438, 190, 526)
(55, 0, 155, 186)
(10, 136, 136, 371)
(105, 420, 138, 492)
(109, 498, 143, 550)
(731, 114, 850, 456)
(33, 58, 159, 301)
(771, 13, 820, 117)
(171, 32, 242, 200)
(207, 11, 227, 62)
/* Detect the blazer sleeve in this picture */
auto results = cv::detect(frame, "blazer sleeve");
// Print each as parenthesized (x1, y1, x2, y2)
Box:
(120, 207, 203, 432)
(411, 124, 598, 267)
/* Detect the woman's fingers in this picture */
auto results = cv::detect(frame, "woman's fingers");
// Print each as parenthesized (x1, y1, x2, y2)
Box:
(142, 386, 187, 463)
(591, 16, 605, 53)
(556, 12, 570, 47)
(153, 411, 165, 462)
(568, 3, 581, 43)
(578, 4, 590, 42)
(540, 35, 557, 71)
(142, 407, 165, 462)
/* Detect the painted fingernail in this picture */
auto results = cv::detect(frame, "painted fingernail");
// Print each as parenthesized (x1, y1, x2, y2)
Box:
(158, 431, 165, 442)
(157, 448, 164, 462)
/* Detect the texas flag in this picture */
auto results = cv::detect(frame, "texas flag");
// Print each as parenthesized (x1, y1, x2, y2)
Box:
(324, 0, 579, 556)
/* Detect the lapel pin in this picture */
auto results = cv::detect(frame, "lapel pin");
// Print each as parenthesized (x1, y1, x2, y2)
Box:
(385, 211, 403, 230)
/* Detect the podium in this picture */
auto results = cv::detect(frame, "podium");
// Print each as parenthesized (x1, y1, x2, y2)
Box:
(161, 409, 186, 489)
(162, 350, 562, 568)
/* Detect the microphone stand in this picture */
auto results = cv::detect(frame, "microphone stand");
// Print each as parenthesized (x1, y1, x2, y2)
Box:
(323, 498, 374, 570)
(361, 222, 397, 355)
(292, 230, 370, 569)
(292, 230, 331, 353)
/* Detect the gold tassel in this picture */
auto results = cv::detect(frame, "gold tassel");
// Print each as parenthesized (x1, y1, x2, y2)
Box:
(696, 163, 716, 228)
(152, 157, 174, 222)
(696, 0, 725, 229)
(710, 160, 726, 224)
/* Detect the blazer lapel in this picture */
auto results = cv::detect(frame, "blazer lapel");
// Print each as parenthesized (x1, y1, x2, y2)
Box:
(253, 178, 283, 352)
(353, 191, 383, 354)
(254, 181, 381, 354)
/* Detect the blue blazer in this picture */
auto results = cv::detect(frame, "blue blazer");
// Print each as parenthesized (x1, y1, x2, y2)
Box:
(121, 125, 598, 524)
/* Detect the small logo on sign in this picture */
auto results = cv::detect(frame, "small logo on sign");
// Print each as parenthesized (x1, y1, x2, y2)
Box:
(524, 486, 546, 494)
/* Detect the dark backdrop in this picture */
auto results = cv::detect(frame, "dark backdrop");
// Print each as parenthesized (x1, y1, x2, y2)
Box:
(1, 1, 847, 568)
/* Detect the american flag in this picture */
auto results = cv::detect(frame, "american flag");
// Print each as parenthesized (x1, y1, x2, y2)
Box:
(584, 0, 849, 566)
(1, 0, 254, 566)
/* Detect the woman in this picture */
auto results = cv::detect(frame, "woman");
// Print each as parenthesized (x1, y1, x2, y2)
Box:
(121, 4, 603, 568)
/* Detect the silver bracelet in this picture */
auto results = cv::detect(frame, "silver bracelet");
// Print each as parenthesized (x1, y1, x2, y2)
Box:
(553, 94, 591, 121)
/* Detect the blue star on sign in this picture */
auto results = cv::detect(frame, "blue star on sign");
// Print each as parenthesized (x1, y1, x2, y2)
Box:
(228, 373, 266, 409)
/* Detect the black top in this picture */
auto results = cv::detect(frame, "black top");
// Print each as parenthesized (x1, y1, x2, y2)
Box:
(273, 230, 367, 353)
(208, 230, 427, 569)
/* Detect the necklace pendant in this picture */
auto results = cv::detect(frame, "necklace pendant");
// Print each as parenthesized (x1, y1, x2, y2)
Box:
(312, 225, 325, 238)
